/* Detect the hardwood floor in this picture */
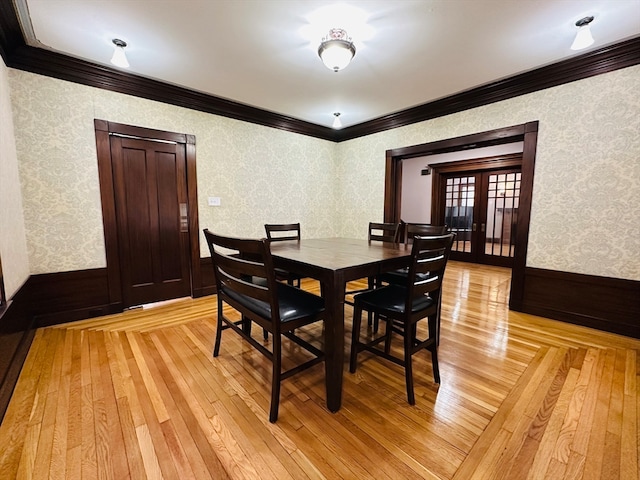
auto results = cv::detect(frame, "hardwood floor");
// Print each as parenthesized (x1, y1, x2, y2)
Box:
(0, 262, 638, 479)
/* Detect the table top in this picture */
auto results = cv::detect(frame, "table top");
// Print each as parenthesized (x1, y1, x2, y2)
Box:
(269, 237, 411, 272)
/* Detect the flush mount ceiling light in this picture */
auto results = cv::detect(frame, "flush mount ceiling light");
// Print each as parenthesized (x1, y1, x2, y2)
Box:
(570, 16, 595, 50)
(332, 112, 342, 129)
(111, 38, 130, 68)
(318, 28, 356, 72)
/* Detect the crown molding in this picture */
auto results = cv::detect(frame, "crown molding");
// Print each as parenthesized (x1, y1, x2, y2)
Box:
(1, 2, 638, 143)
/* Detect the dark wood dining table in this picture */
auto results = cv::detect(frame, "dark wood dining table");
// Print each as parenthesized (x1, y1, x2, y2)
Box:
(269, 237, 411, 412)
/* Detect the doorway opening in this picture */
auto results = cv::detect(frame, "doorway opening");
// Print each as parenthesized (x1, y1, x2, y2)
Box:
(383, 122, 538, 310)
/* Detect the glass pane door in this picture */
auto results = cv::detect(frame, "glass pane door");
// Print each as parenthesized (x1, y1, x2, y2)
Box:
(444, 175, 475, 256)
(483, 171, 521, 262)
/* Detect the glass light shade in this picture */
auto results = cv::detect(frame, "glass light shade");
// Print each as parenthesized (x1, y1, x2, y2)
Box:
(111, 45, 130, 68)
(332, 113, 342, 129)
(570, 25, 594, 50)
(318, 40, 355, 72)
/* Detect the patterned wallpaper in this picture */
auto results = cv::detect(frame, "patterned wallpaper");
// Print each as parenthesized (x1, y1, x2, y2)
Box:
(7, 64, 640, 282)
(8, 71, 337, 273)
(0, 59, 29, 298)
(334, 65, 640, 281)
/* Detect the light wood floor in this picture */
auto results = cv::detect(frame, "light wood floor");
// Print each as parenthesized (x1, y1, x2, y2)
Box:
(0, 262, 638, 479)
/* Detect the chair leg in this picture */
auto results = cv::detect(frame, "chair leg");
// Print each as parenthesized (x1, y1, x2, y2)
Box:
(213, 298, 224, 357)
(404, 323, 416, 405)
(384, 317, 393, 354)
(349, 304, 364, 373)
(269, 333, 282, 423)
(430, 345, 440, 384)
(429, 314, 441, 384)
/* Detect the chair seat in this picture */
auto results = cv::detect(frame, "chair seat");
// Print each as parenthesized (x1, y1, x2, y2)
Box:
(223, 283, 325, 323)
(354, 284, 436, 314)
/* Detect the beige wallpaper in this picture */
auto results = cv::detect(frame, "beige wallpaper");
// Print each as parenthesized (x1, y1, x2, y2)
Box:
(0, 59, 29, 298)
(7, 64, 640, 282)
(335, 65, 640, 281)
(8, 70, 337, 273)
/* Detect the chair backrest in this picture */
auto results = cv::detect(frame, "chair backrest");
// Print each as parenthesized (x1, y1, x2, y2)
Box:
(368, 222, 400, 243)
(405, 234, 455, 310)
(203, 229, 281, 328)
(403, 223, 449, 246)
(265, 223, 301, 242)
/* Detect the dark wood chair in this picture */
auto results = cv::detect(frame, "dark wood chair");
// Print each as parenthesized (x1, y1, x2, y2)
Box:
(378, 223, 449, 286)
(203, 229, 325, 423)
(349, 233, 454, 404)
(265, 223, 303, 288)
(344, 222, 400, 311)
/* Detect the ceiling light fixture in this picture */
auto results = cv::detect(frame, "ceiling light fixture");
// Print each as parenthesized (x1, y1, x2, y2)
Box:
(570, 16, 594, 51)
(332, 112, 342, 129)
(111, 38, 130, 68)
(318, 28, 356, 72)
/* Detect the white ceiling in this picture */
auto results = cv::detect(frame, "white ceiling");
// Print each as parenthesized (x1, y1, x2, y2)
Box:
(18, 0, 640, 129)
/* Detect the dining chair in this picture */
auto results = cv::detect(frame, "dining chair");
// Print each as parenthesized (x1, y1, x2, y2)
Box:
(344, 222, 400, 316)
(377, 223, 449, 286)
(349, 233, 454, 405)
(265, 223, 303, 287)
(203, 228, 325, 423)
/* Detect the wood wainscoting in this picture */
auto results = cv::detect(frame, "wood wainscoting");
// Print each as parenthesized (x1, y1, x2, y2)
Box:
(518, 267, 639, 339)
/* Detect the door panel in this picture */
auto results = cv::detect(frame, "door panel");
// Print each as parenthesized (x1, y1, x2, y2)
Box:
(481, 171, 521, 265)
(111, 136, 190, 307)
(444, 175, 475, 259)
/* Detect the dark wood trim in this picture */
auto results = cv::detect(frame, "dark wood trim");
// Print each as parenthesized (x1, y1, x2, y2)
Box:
(94, 120, 122, 306)
(383, 121, 538, 313)
(520, 267, 640, 338)
(337, 38, 640, 141)
(0, 2, 637, 142)
(198, 257, 217, 298)
(95, 120, 202, 307)
(0, 285, 36, 424)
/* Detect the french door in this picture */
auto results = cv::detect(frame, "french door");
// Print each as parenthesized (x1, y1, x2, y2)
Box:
(442, 169, 521, 267)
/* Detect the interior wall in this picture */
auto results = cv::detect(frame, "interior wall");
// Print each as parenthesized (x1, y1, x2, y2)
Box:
(400, 142, 524, 223)
(335, 64, 640, 281)
(0, 59, 29, 298)
(6, 64, 640, 283)
(8, 70, 337, 275)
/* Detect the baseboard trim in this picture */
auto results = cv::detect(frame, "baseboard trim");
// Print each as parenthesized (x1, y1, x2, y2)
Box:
(518, 267, 639, 338)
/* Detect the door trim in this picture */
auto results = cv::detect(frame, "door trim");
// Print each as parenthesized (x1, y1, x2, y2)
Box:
(94, 119, 202, 310)
(383, 121, 538, 311)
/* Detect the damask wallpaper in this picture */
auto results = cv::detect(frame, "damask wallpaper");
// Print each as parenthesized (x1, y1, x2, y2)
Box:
(6, 63, 640, 283)
(335, 65, 640, 281)
(0, 59, 29, 298)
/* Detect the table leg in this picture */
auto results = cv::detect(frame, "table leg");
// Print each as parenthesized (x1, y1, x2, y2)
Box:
(323, 272, 345, 412)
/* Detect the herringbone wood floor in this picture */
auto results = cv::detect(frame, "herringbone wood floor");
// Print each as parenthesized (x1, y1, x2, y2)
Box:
(0, 262, 638, 479)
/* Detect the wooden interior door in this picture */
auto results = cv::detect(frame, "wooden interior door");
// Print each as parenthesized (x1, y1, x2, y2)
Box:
(110, 135, 191, 307)
(441, 168, 521, 267)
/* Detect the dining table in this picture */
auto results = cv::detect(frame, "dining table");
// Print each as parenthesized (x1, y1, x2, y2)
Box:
(269, 237, 412, 413)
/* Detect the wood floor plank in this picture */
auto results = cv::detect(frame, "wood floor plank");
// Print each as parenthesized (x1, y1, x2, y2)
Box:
(1, 262, 638, 479)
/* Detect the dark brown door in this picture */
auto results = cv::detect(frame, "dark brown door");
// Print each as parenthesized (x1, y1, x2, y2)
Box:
(441, 168, 521, 267)
(110, 136, 191, 307)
